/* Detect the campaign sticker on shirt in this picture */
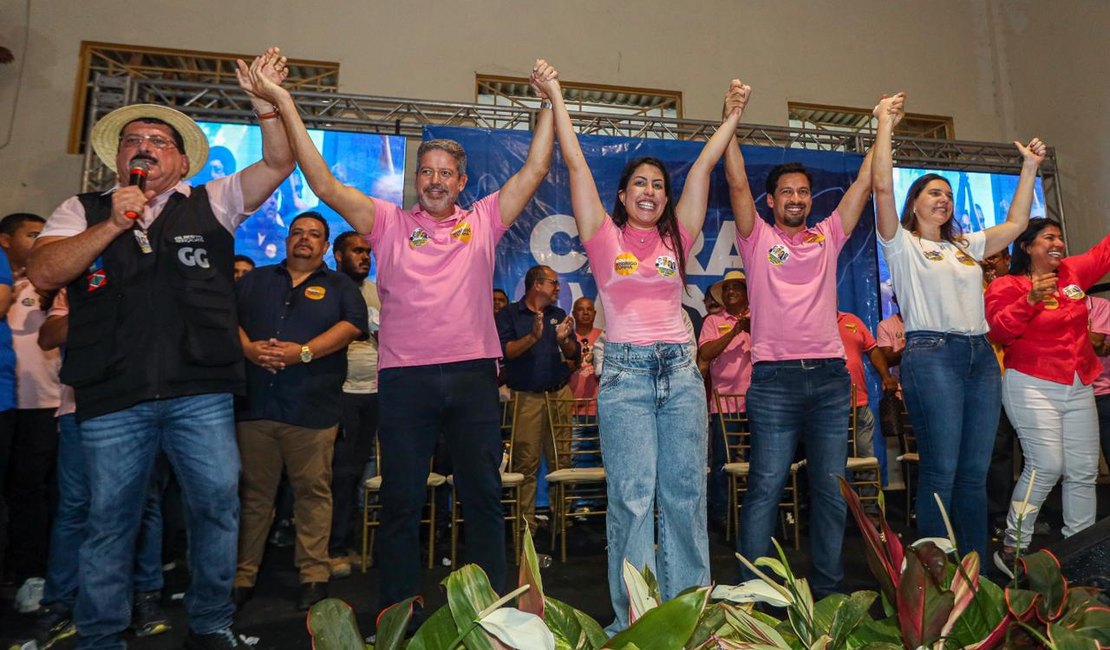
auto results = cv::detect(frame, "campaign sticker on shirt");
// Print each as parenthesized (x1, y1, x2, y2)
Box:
(304, 286, 327, 301)
(844, 321, 858, 332)
(955, 251, 977, 266)
(87, 269, 107, 292)
(803, 232, 825, 246)
(1042, 295, 1060, 310)
(768, 244, 789, 266)
(409, 227, 429, 248)
(717, 322, 734, 335)
(1062, 284, 1085, 300)
(655, 255, 677, 278)
(450, 221, 472, 244)
(923, 250, 944, 262)
(21, 297, 36, 307)
(614, 253, 639, 276)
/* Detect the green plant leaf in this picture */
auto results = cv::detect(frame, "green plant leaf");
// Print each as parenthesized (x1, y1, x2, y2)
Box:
(939, 551, 981, 638)
(407, 605, 463, 650)
(721, 603, 790, 646)
(1021, 550, 1067, 622)
(685, 601, 728, 649)
(640, 565, 662, 603)
(518, 526, 546, 618)
(754, 556, 790, 581)
(574, 608, 608, 649)
(306, 598, 363, 650)
(845, 615, 902, 648)
(827, 591, 876, 646)
(372, 597, 421, 650)
(712, 582, 794, 608)
(443, 564, 500, 650)
(604, 587, 710, 650)
(947, 571, 1007, 647)
(1047, 622, 1100, 650)
(543, 597, 584, 649)
(1068, 605, 1110, 644)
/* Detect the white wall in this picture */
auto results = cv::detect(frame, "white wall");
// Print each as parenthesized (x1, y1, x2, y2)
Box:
(0, 0, 1103, 250)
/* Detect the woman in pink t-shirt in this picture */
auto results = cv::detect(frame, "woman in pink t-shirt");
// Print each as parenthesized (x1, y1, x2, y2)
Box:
(535, 61, 743, 633)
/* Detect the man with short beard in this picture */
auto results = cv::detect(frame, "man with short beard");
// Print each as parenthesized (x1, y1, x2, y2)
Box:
(723, 81, 877, 598)
(240, 55, 555, 622)
(233, 213, 367, 612)
(326, 231, 381, 578)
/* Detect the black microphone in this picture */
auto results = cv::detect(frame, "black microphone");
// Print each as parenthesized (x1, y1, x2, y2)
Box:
(124, 158, 151, 220)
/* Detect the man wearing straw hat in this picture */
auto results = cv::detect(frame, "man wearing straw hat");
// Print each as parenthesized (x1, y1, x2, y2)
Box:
(26, 49, 294, 649)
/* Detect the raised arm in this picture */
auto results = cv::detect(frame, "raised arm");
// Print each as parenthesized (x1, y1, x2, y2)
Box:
(722, 81, 758, 238)
(871, 93, 905, 241)
(674, 82, 745, 237)
(240, 48, 377, 235)
(496, 62, 554, 226)
(533, 60, 607, 241)
(981, 138, 1047, 256)
(233, 48, 296, 212)
(836, 132, 881, 236)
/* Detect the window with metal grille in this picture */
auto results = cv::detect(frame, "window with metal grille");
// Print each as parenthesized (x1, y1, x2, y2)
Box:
(788, 102, 954, 142)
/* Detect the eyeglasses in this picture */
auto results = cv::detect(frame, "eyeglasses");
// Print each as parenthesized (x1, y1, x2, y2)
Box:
(119, 134, 178, 150)
(536, 278, 559, 286)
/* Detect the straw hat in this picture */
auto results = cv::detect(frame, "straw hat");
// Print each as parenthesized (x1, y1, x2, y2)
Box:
(709, 270, 747, 306)
(90, 104, 209, 180)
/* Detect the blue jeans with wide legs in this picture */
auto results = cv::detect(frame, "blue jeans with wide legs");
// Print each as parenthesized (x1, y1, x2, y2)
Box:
(740, 359, 850, 598)
(376, 359, 505, 615)
(74, 394, 240, 649)
(900, 332, 1000, 561)
(43, 414, 165, 612)
(599, 342, 708, 633)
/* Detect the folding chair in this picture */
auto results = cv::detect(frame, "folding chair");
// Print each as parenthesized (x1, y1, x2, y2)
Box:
(543, 394, 606, 562)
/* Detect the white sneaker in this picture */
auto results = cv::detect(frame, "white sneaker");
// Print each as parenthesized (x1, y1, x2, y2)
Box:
(14, 577, 45, 613)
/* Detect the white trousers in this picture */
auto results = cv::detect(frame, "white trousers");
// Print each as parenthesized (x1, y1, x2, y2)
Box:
(1002, 369, 1099, 549)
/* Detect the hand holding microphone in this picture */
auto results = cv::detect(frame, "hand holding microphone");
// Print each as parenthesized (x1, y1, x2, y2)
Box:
(124, 158, 151, 219)
(110, 158, 152, 227)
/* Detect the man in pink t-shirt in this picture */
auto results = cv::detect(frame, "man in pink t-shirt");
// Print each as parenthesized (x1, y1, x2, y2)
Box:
(247, 63, 555, 621)
(723, 93, 876, 597)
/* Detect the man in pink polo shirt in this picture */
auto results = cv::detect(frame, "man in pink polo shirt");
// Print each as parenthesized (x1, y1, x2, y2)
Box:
(243, 58, 555, 623)
(723, 85, 876, 597)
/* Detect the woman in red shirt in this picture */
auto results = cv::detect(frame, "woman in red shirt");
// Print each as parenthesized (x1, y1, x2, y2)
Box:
(985, 219, 1110, 576)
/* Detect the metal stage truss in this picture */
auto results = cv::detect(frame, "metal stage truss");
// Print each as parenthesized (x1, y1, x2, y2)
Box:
(81, 75, 1065, 233)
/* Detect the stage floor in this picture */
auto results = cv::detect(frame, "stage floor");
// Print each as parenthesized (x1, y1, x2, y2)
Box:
(3, 483, 1108, 649)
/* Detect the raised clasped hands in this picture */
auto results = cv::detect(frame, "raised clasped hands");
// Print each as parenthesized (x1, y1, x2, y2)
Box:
(236, 46, 289, 106)
(874, 92, 906, 127)
(531, 59, 561, 101)
(555, 315, 574, 342)
(723, 79, 751, 119)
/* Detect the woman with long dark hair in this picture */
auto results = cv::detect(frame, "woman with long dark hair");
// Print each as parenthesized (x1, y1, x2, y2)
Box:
(871, 92, 1045, 561)
(986, 219, 1110, 575)
(533, 60, 742, 633)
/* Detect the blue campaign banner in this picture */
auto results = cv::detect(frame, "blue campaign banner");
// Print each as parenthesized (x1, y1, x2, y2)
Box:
(425, 126, 880, 332)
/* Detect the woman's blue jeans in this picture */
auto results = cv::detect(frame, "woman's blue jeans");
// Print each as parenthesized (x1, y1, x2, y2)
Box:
(900, 331, 1000, 560)
(598, 342, 708, 633)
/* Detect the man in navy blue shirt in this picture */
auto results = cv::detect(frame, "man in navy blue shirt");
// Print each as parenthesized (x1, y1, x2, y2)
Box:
(496, 265, 580, 533)
(233, 211, 367, 612)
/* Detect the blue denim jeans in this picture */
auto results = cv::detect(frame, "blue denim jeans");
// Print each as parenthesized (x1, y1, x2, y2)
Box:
(43, 415, 165, 611)
(376, 359, 505, 614)
(598, 342, 708, 633)
(740, 358, 850, 598)
(75, 394, 240, 649)
(900, 332, 1000, 561)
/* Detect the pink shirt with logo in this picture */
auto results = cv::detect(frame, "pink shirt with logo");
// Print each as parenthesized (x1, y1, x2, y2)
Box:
(736, 213, 849, 363)
(1089, 296, 1110, 396)
(582, 217, 693, 345)
(838, 311, 877, 407)
(9, 279, 62, 409)
(699, 311, 753, 413)
(368, 193, 507, 370)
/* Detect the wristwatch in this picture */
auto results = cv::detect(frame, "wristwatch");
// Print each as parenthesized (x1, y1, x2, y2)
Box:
(299, 345, 314, 364)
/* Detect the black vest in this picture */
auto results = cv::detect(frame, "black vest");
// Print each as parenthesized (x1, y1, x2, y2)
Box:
(65, 187, 244, 420)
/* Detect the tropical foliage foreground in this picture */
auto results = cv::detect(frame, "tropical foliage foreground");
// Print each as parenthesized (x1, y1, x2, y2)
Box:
(308, 478, 1110, 649)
